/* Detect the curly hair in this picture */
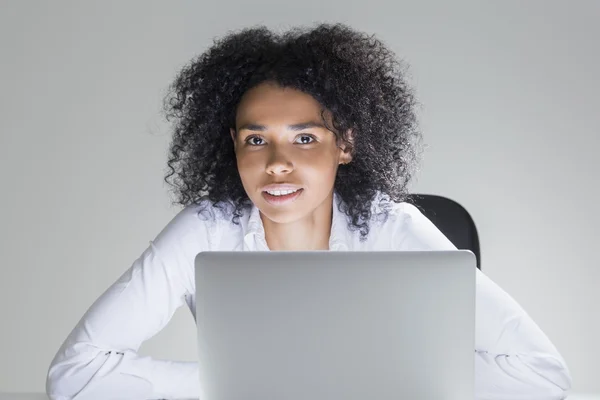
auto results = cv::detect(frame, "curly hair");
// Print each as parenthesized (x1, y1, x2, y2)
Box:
(163, 23, 422, 239)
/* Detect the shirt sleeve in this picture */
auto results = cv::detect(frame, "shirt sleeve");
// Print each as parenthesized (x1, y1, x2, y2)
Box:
(46, 207, 207, 400)
(396, 203, 573, 400)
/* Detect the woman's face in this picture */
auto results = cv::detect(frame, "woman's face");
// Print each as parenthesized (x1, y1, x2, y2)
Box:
(231, 81, 352, 224)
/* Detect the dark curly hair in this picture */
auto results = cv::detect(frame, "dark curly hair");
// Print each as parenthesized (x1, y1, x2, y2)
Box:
(163, 23, 422, 239)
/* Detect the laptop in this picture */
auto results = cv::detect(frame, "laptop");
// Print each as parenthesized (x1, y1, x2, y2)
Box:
(195, 250, 476, 400)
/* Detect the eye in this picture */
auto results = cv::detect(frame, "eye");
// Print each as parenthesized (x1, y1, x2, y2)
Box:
(295, 134, 316, 144)
(246, 136, 265, 146)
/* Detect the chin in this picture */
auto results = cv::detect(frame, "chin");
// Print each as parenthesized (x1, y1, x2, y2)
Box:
(257, 205, 307, 224)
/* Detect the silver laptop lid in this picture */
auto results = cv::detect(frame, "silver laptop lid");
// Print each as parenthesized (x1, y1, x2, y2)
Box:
(195, 250, 475, 400)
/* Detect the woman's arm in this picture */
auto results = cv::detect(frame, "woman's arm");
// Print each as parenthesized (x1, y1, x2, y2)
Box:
(396, 203, 572, 399)
(472, 267, 572, 399)
(46, 207, 207, 400)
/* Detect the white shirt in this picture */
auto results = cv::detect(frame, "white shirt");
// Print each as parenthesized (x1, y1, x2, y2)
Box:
(46, 194, 572, 400)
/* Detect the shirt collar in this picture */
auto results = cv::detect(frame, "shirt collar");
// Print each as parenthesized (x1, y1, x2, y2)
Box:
(329, 192, 352, 251)
(243, 192, 352, 251)
(244, 203, 268, 251)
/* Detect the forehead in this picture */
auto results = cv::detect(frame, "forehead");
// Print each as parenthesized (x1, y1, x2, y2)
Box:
(235, 82, 327, 125)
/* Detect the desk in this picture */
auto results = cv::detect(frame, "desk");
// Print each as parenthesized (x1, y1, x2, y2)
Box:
(0, 396, 194, 400)
(0, 394, 596, 400)
(0, 396, 195, 400)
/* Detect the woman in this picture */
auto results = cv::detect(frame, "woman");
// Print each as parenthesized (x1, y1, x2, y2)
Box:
(46, 23, 572, 399)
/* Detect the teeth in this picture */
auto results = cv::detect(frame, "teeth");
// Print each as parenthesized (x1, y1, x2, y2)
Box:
(266, 189, 299, 196)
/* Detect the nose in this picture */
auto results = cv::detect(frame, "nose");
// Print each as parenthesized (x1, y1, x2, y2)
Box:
(265, 146, 294, 175)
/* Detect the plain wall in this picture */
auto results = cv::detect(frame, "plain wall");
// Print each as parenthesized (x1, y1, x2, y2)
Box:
(1, 0, 598, 394)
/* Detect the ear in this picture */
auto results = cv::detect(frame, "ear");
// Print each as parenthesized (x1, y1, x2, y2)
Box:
(338, 129, 354, 165)
(230, 128, 237, 150)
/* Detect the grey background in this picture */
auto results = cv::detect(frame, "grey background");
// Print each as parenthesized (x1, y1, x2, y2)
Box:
(1, 0, 598, 394)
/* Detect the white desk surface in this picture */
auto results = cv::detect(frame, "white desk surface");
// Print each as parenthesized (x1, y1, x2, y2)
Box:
(0, 394, 596, 400)
(0, 396, 197, 400)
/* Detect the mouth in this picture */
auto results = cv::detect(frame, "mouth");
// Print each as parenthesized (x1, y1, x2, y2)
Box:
(261, 188, 304, 205)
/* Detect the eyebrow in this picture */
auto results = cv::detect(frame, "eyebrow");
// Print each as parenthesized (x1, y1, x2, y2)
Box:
(237, 121, 327, 132)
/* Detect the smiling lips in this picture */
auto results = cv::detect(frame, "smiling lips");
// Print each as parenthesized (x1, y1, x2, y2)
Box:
(261, 184, 304, 205)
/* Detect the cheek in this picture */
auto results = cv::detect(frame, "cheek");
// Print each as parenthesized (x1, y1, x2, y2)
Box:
(235, 153, 262, 174)
(297, 150, 339, 178)
(233, 155, 254, 189)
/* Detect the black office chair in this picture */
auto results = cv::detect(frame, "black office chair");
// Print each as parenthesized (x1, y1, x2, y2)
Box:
(408, 194, 481, 270)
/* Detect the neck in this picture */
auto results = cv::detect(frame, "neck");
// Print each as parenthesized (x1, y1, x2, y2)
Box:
(261, 194, 334, 251)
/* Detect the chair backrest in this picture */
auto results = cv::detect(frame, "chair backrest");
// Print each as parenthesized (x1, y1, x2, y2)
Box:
(408, 194, 481, 270)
